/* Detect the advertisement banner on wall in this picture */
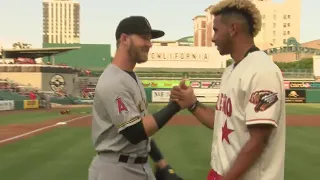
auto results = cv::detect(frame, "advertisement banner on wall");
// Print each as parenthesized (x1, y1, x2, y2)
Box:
(0, 100, 14, 111)
(142, 80, 190, 88)
(194, 89, 219, 102)
(284, 81, 290, 89)
(285, 90, 306, 103)
(151, 89, 219, 103)
(152, 90, 171, 102)
(289, 81, 320, 89)
(190, 81, 221, 89)
(23, 100, 39, 109)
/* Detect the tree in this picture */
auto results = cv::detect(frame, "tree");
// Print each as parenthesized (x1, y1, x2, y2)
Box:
(12, 42, 32, 49)
(274, 58, 313, 70)
(285, 37, 301, 61)
(226, 59, 233, 67)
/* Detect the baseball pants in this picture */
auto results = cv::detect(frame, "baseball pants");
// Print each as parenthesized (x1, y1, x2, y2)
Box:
(88, 154, 156, 180)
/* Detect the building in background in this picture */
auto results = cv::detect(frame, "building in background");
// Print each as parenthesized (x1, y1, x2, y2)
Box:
(194, 0, 301, 50)
(193, 15, 207, 47)
(42, 0, 80, 44)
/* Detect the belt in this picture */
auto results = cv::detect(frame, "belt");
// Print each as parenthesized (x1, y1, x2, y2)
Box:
(97, 152, 148, 164)
(118, 154, 148, 164)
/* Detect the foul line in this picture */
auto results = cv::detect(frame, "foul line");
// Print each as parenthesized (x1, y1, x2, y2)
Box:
(0, 115, 92, 144)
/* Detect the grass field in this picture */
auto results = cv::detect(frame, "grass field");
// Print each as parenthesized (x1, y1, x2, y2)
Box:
(0, 103, 320, 180)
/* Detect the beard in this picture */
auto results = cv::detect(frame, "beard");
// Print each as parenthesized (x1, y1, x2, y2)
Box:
(128, 43, 149, 64)
(217, 34, 233, 56)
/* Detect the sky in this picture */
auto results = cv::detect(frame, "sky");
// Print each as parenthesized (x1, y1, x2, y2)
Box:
(0, 0, 319, 55)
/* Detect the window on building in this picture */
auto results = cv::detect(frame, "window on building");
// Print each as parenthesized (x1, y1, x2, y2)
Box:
(273, 23, 276, 28)
(201, 21, 206, 28)
(273, 31, 276, 36)
(273, 14, 276, 20)
(283, 39, 287, 44)
(262, 23, 265, 28)
(288, 15, 291, 18)
(160, 43, 168, 46)
(287, 31, 290, 35)
(283, 23, 286, 28)
(273, 39, 276, 44)
(263, 14, 266, 19)
(287, 23, 290, 27)
(283, 31, 286, 35)
(283, 15, 286, 19)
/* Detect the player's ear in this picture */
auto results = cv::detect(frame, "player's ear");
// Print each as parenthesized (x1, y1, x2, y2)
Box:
(120, 34, 129, 46)
(228, 23, 236, 37)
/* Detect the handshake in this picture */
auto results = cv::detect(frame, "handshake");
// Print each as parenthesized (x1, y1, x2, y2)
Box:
(169, 79, 198, 109)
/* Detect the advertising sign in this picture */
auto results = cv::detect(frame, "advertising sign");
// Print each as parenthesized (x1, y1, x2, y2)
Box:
(151, 89, 219, 103)
(23, 100, 39, 109)
(289, 81, 320, 89)
(141, 80, 190, 88)
(152, 90, 171, 102)
(284, 81, 290, 89)
(135, 46, 229, 69)
(190, 81, 221, 89)
(0, 100, 14, 111)
(285, 90, 306, 103)
(194, 89, 219, 102)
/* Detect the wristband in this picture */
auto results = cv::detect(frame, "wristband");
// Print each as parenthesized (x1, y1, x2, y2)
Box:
(152, 102, 181, 129)
(188, 100, 199, 113)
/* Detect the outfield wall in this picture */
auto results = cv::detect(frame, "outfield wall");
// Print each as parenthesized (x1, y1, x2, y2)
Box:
(143, 80, 320, 104)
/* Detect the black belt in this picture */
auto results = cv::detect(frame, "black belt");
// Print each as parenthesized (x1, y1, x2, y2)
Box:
(97, 152, 148, 164)
(118, 154, 148, 164)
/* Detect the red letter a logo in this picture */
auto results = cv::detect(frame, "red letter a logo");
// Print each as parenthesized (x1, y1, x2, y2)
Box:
(116, 97, 128, 114)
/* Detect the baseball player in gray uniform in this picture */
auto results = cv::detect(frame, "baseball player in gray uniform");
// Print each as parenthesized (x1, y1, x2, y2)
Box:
(88, 16, 183, 180)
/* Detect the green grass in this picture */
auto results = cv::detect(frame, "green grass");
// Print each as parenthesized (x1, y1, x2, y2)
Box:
(0, 103, 320, 180)
(0, 107, 91, 125)
(0, 127, 94, 180)
(1, 126, 320, 180)
(1, 103, 320, 126)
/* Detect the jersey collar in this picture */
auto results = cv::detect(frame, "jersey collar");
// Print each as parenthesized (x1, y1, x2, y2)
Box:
(233, 45, 260, 69)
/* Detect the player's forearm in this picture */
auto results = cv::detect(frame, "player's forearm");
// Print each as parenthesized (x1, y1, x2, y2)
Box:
(222, 138, 266, 180)
(192, 103, 215, 129)
(142, 102, 181, 137)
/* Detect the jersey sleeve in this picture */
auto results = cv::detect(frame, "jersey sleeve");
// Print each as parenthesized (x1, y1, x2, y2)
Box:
(244, 69, 283, 127)
(102, 84, 142, 133)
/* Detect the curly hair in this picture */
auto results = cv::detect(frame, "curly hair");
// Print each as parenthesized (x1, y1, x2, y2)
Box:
(210, 0, 262, 37)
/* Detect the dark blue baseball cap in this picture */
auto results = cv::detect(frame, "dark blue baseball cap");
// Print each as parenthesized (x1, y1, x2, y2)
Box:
(115, 16, 165, 40)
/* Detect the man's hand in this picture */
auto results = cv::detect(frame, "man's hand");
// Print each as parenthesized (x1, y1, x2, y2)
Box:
(170, 80, 197, 109)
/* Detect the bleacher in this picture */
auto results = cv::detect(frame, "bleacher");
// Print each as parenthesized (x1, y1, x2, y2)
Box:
(0, 90, 29, 101)
(282, 69, 315, 80)
(0, 78, 39, 100)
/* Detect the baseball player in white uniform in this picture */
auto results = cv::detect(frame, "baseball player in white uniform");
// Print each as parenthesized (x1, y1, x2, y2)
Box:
(88, 16, 183, 180)
(170, 0, 286, 180)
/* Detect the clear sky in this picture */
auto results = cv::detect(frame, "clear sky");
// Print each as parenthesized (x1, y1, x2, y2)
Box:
(0, 0, 318, 55)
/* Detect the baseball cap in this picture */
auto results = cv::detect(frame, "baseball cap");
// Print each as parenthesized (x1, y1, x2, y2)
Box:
(115, 16, 165, 40)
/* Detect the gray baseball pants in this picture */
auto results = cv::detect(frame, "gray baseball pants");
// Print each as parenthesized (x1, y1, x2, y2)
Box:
(88, 153, 156, 180)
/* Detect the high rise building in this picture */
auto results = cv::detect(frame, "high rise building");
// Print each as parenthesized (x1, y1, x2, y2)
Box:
(42, 0, 80, 44)
(194, 0, 301, 50)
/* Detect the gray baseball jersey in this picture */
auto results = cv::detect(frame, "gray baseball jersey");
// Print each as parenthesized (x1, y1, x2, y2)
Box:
(88, 63, 155, 180)
(91, 63, 151, 155)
